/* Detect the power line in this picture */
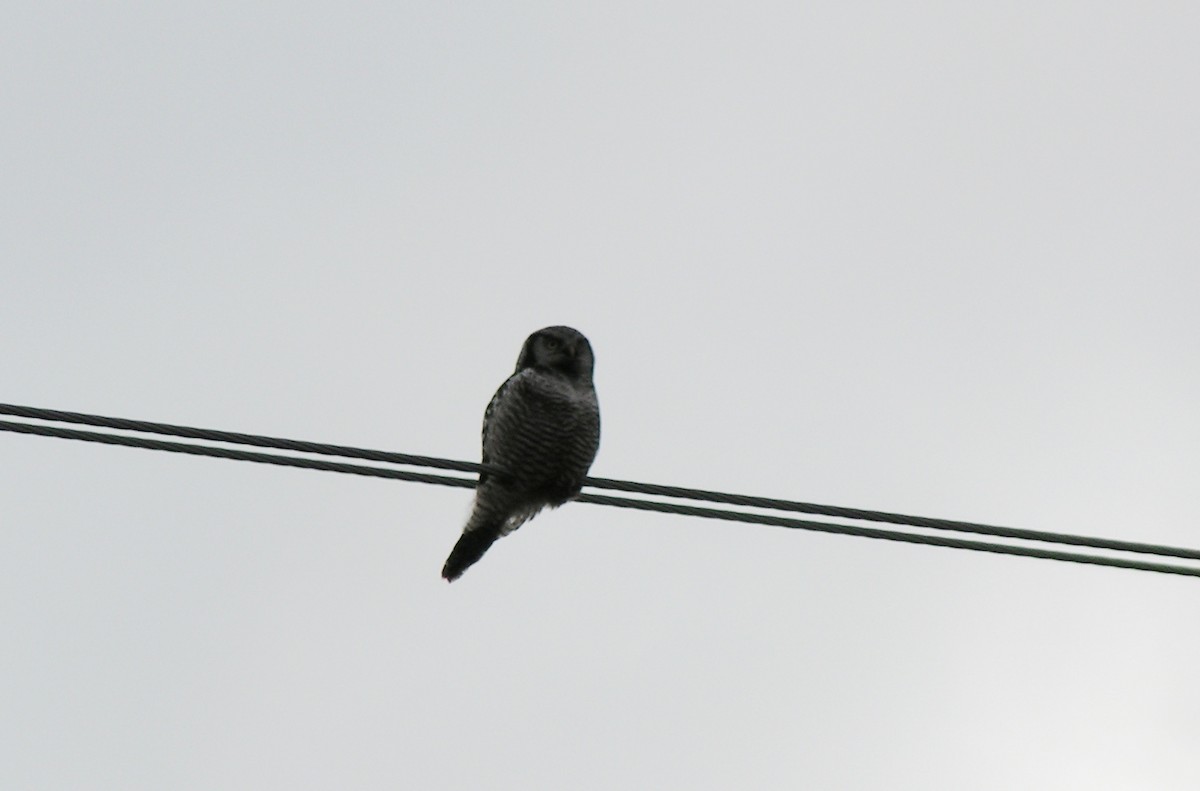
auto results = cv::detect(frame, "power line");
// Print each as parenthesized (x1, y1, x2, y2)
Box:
(0, 419, 475, 489)
(575, 494, 1200, 579)
(0, 403, 487, 475)
(581, 476, 1200, 560)
(2, 402, 1197, 563)
(2, 410, 1198, 579)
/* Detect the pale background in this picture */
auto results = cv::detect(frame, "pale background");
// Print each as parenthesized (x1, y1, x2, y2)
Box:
(3, 3, 1198, 789)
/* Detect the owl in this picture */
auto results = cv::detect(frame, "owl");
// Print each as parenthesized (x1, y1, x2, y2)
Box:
(442, 326, 601, 581)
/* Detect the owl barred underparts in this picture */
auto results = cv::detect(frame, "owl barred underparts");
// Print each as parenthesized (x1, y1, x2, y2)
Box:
(441, 326, 601, 581)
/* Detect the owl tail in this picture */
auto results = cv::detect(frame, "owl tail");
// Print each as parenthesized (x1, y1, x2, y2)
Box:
(441, 525, 500, 582)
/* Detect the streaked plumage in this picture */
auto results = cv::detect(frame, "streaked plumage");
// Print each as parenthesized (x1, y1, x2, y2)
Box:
(442, 326, 601, 581)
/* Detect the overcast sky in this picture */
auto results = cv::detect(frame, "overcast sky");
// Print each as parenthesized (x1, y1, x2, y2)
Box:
(3, 3, 1199, 789)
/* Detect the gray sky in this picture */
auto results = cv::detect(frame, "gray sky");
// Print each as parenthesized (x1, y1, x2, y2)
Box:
(4, 3, 1199, 789)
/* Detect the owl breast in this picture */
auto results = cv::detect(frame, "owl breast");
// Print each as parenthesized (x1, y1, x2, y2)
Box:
(484, 369, 599, 505)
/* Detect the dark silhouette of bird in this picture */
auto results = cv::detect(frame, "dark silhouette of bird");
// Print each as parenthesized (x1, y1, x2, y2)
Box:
(442, 326, 601, 581)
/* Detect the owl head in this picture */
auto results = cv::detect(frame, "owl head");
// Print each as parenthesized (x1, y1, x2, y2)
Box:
(515, 326, 595, 381)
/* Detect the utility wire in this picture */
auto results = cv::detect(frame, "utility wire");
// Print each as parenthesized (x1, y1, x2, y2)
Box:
(2, 414, 1199, 579)
(2, 403, 1197, 563)
(0, 403, 486, 475)
(0, 419, 476, 488)
(574, 494, 1200, 579)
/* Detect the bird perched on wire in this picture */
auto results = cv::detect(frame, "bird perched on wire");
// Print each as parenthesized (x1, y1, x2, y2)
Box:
(442, 326, 601, 582)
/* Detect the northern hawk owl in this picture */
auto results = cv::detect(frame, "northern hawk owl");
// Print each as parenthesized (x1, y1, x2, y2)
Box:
(442, 326, 601, 581)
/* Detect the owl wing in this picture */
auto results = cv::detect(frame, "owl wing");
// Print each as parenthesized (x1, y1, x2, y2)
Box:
(478, 371, 524, 487)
